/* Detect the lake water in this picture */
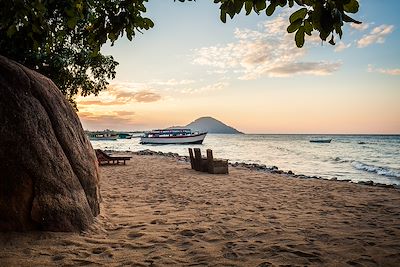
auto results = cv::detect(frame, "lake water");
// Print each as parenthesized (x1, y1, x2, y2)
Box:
(90, 134, 400, 186)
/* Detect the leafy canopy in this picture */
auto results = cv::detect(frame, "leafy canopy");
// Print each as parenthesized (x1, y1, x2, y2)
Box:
(0, 0, 154, 107)
(181, 0, 361, 48)
(1, 0, 360, 106)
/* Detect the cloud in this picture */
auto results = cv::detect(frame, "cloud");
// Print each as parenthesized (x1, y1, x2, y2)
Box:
(107, 85, 162, 103)
(78, 100, 126, 106)
(132, 91, 162, 102)
(334, 41, 351, 52)
(192, 16, 340, 79)
(78, 110, 137, 130)
(180, 82, 228, 94)
(368, 65, 400, 76)
(152, 79, 196, 86)
(77, 84, 162, 108)
(266, 62, 342, 77)
(357, 24, 394, 48)
(350, 22, 370, 31)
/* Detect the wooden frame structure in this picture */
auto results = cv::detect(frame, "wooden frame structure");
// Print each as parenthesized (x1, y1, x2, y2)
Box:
(188, 148, 228, 174)
(95, 149, 132, 165)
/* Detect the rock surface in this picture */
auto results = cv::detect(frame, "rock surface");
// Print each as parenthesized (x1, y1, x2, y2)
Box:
(0, 55, 100, 232)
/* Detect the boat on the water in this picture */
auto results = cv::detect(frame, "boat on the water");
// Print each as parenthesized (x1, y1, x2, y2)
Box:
(87, 131, 118, 141)
(310, 138, 332, 143)
(140, 129, 207, 144)
(118, 132, 132, 139)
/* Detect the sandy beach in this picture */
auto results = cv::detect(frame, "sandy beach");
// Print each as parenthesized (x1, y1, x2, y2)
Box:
(1, 153, 400, 266)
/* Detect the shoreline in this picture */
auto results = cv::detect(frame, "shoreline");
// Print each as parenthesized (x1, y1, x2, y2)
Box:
(109, 149, 400, 190)
(1, 153, 400, 266)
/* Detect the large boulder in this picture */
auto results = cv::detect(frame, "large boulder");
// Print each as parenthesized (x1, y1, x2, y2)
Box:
(0, 55, 101, 232)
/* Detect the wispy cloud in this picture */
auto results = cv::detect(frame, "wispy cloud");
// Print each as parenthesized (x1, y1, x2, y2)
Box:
(368, 65, 400, 75)
(350, 22, 370, 31)
(78, 100, 126, 106)
(78, 111, 137, 130)
(334, 41, 351, 52)
(107, 85, 162, 103)
(152, 79, 196, 86)
(193, 15, 341, 79)
(357, 24, 394, 48)
(179, 82, 228, 94)
(78, 84, 162, 108)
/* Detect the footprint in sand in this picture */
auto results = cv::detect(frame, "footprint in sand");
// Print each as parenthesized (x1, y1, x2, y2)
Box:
(179, 229, 195, 237)
(223, 251, 239, 260)
(92, 247, 107, 254)
(224, 242, 237, 249)
(257, 262, 273, 267)
(52, 254, 65, 261)
(193, 228, 207, 234)
(127, 231, 145, 239)
(150, 219, 166, 225)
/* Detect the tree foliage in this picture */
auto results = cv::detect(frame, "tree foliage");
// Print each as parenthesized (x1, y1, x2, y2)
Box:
(0, 0, 154, 107)
(1, 0, 360, 106)
(180, 0, 361, 48)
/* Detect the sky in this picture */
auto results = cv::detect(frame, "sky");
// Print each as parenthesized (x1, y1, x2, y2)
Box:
(77, 0, 400, 134)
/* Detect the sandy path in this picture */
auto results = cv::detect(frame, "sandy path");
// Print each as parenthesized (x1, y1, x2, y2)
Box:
(1, 154, 400, 266)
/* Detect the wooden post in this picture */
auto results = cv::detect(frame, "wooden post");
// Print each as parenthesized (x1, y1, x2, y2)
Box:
(206, 149, 214, 174)
(193, 148, 202, 171)
(188, 148, 195, 169)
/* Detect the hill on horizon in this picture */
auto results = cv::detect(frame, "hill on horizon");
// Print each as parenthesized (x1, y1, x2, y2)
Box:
(183, 116, 243, 134)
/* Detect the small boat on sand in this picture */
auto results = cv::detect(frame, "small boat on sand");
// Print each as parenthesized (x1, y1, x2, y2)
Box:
(140, 129, 207, 145)
(87, 131, 118, 141)
(310, 138, 332, 143)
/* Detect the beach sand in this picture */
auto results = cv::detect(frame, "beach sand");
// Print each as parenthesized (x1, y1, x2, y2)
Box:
(1, 154, 400, 266)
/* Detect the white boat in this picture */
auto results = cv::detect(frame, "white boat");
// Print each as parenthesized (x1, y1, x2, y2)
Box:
(140, 129, 207, 144)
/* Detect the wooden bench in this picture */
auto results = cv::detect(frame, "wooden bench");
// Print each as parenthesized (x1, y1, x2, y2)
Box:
(95, 149, 132, 165)
(188, 148, 228, 174)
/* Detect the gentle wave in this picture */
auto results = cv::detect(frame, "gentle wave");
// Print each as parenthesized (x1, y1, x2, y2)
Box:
(90, 134, 400, 185)
(351, 161, 400, 178)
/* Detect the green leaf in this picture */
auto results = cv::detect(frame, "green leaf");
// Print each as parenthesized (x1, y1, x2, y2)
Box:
(342, 14, 361, 24)
(220, 10, 226, 23)
(255, 0, 266, 12)
(278, 0, 287, 7)
(67, 18, 77, 29)
(289, 0, 294, 8)
(108, 32, 116, 42)
(319, 30, 330, 41)
(144, 18, 154, 28)
(295, 0, 304, 6)
(227, 8, 236, 19)
(234, 0, 243, 14)
(289, 8, 307, 23)
(344, 0, 359, 13)
(266, 3, 276, 16)
(287, 18, 302, 33)
(245, 1, 253, 15)
(6, 25, 16, 37)
(65, 8, 75, 17)
(32, 24, 40, 33)
(329, 35, 335, 45)
(304, 20, 313, 35)
(334, 24, 343, 39)
(295, 27, 305, 48)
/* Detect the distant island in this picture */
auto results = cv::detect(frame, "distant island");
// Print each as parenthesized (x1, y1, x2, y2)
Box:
(172, 116, 243, 134)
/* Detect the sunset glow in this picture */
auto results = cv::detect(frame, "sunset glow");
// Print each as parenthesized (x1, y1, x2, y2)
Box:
(77, 1, 400, 134)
